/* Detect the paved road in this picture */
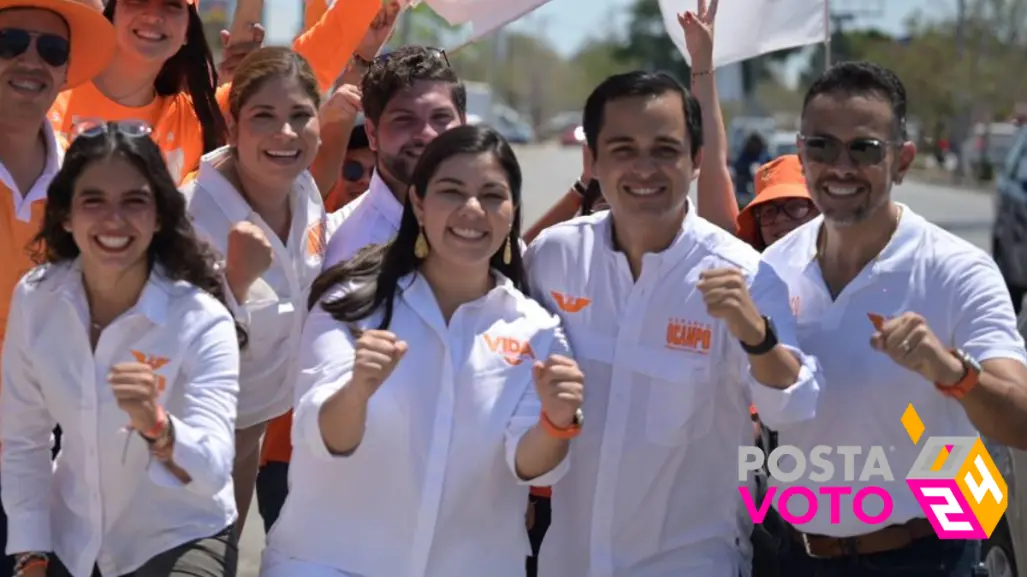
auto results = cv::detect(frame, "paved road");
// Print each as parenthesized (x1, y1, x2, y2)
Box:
(235, 143, 996, 576)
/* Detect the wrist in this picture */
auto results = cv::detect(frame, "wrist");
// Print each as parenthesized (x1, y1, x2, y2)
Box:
(736, 317, 766, 348)
(936, 352, 968, 387)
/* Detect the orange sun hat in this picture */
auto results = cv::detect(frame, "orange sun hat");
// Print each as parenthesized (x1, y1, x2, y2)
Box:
(736, 154, 811, 248)
(0, 0, 116, 88)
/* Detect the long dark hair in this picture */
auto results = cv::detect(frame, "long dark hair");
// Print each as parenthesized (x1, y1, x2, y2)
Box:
(32, 123, 245, 347)
(104, 0, 227, 153)
(309, 124, 527, 330)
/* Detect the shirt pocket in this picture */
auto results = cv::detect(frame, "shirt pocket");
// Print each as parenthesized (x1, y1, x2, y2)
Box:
(637, 347, 712, 447)
(242, 281, 296, 355)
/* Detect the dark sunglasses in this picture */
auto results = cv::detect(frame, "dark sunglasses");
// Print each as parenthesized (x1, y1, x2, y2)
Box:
(342, 160, 372, 182)
(72, 118, 154, 142)
(375, 46, 451, 67)
(799, 134, 894, 166)
(0, 28, 69, 67)
(754, 198, 814, 224)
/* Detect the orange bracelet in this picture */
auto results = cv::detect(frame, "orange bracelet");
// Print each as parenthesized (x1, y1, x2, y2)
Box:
(16, 558, 47, 575)
(141, 406, 168, 440)
(540, 411, 581, 440)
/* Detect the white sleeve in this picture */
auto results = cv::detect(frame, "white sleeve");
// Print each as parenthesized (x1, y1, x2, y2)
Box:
(744, 261, 822, 430)
(947, 252, 1027, 365)
(148, 307, 240, 496)
(0, 286, 55, 554)
(292, 301, 357, 461)
(504, 326, 572, 486)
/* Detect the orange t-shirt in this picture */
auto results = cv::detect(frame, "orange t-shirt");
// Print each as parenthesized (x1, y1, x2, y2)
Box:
(0, 186, 45, 347)
(260, 410, 293, 465)
(48, 0, 381, 184)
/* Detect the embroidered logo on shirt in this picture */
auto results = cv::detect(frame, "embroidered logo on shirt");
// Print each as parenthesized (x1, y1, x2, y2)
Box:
(130, 350, 170, 393)
(549, 290, 591, 313)
(484, 335, 535, 366)
(665, 318, 711, 354)
(305, 220, 327, 258)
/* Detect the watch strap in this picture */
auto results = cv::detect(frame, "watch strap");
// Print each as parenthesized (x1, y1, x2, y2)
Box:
(934, 349, 980, 399)
(739, 316, 777, 356)
(540, 409, 582, 439)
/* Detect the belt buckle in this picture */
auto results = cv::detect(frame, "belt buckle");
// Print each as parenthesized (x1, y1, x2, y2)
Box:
(800, 533, 825, 559)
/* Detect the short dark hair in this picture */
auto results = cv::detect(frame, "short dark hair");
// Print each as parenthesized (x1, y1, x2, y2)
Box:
(361, 46, 467, 125)
(582, 71, 703, 161)
(802, 61, 908, 140)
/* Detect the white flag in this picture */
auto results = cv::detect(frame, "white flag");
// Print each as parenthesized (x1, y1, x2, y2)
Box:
(427, 0, 553, 48)
(658, 0, 827, 67)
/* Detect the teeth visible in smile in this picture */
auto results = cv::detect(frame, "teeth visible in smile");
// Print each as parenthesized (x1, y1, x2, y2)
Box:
(826, 185, 859, 196)
(97, 236, 129, 249)
(135, 30, 163, 40)
(451, 228, 485, 240)
(266, 150, 299, 158)
(10, 79, 42, 91)
(627, 186, 659, 196)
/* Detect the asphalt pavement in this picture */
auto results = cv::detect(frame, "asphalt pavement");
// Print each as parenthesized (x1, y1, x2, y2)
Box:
(234, 143, 996, 576)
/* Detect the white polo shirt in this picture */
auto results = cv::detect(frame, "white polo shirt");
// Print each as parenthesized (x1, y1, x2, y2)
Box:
(323, 172, 402, 269)
(183, 147, 327, 428)
(525, 207, 822, 577)
(261, 272, 570, 577)
(760, 204, 1027, 537)
(1, 261, 239, 577)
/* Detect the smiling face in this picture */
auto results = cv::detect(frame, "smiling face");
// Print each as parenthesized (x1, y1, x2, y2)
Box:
(229, 72, 320, 188)
(65, 154, 159, 277)
(0, 8, 69, 120)
(112, 0, 190, 65)
(411, 151, 515, 272)
(591, 91, 696, 232)
(366, 80, 462, 188)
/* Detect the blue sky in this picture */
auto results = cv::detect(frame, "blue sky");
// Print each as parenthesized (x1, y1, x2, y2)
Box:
(265, 0, 954, 56)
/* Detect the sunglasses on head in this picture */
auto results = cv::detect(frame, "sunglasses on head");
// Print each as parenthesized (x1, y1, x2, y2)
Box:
(342, 160, 372, 182)
(0, 28, 69, 68)
(375, 47, 451, 67)
(799, 134, 894, 166)
(754, 198, 814, 224)
(71, 118, 154, 142)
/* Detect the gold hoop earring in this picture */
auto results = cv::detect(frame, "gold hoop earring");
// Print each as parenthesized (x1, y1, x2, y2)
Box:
(502, 237, 512, 265)
(414, 228, 429, 258)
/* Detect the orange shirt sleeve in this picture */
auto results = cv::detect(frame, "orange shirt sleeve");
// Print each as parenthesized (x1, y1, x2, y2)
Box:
(292, 0, 381, 92)
(260, 410, 294, 465)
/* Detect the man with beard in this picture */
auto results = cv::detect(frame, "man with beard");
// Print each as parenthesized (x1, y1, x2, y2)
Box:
(764, 61, 1027, 577)
(0, 0, 114, 573)
(322, 45, 464, 267)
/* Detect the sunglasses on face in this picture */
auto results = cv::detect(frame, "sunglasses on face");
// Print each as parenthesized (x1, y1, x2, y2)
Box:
(0, 28, 69, 68)
(799, 134, 893, 166)
(342, 160, 372, 182)
(754, 198, 814, 224)
(71, 118, 154, 142)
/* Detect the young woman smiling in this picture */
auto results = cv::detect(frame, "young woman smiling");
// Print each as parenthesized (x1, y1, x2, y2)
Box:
(1, 121, 242, 577)
(183, 46, 328, 537)
(47, 0, 390, 184)
(259, 125, 585, 577)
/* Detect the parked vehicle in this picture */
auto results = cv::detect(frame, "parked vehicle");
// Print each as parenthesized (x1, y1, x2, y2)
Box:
(964, 122, 1019, 181)
(991, 126, 1027, 313)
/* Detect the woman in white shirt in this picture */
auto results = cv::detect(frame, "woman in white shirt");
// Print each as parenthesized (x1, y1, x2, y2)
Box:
(1, 122, 240, 577)
(182, 46, 328, 533)
(259, 124, 585, 577)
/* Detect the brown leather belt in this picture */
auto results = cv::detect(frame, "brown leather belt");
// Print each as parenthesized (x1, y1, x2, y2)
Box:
(789, 518, 936, 558)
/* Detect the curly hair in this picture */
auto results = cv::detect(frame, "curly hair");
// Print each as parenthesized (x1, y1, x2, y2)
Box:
(360, 45, 466, 125)
(32, 123, 246, 347)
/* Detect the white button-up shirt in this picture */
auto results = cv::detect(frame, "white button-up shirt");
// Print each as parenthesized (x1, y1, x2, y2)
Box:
(183, 147, 327, 428)
(323, 172, 402, 269)
(0, 261, 239, 577)
(261, 272, 571, 577)
(761, 205, 1027, 537)
(524, 207, 821, 577)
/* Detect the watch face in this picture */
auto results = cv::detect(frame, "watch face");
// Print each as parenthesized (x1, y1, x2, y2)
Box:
(573, 408, 584, 427)
(960, 350, 982, 374)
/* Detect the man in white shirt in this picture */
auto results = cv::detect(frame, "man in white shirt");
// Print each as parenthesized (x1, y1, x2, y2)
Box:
(322, 45, 464, 267)
(525, 70, 823, 577)
(764, 61, 1027, 577)
(0, 0, 114, 572)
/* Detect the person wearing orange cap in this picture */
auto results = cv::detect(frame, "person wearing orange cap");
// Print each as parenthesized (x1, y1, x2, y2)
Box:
(734, 154, 818, 577)
(735, 154, 819, 252)
(0, 0, 114, 572)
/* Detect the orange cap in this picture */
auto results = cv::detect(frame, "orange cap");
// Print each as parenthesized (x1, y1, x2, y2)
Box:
(736, 154, 811, 248)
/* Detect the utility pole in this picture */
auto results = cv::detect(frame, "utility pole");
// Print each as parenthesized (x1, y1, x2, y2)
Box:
(952, 0, 968, 181)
